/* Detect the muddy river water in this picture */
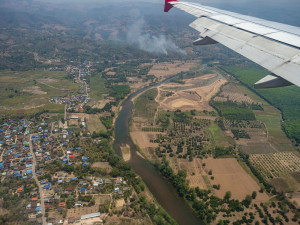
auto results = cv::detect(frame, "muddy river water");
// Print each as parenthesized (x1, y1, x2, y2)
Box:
(113, 74, 204, 225)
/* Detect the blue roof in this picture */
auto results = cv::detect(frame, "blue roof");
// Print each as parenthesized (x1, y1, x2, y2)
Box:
(76, 147, 82, 150)
(82, 157, 88, 161)
(27, 169, 32, 174)
(82, 163, 89, 166)
(36, 207, 41, 211)
(72, 177, 77, 180)
(80, 187, 86, 191)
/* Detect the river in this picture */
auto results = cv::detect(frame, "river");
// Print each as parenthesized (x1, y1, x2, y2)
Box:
(113, 75, 204, 225)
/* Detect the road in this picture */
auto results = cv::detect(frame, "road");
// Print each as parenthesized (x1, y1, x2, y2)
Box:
(29, 132, 46, 225)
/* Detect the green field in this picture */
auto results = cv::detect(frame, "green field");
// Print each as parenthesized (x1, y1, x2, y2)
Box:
(89, 73, 108, 100)
(0, 70, 80, 117)
(222, 65, 300, 144)
(212, 101, 256, 121)
(206, 122, 232, 146)
(134, 88, 158, 122)
(255, 106, 295, 152)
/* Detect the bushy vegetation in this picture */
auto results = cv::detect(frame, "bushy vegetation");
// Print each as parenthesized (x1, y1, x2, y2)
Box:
(100, 116, 113, 130)
(231, 129, 250, 139)
(214, 146, 235, 158)
(111, 85, 130, 101)
(212, 101, 256, 121)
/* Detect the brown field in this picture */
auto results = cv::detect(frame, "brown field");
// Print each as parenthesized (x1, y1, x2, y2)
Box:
(67, 204, 98, 218)
(178, 158, 207, 189)
(218, 83, 257, 104)
(130, 128, 160, 160)
(148, 60, 199, 80)
(91, 162, 112, 172)
(105, 215, 151, 225)
(89, 98, 110, 109)
(203, 158, 269, 201)
(69, 113, 106, 133)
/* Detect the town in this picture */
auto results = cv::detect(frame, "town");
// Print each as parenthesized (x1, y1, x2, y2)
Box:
(0, 61, 144, 224)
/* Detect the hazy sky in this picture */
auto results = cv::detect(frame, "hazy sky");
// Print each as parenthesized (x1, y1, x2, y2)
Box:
(31, 0, 300, 26)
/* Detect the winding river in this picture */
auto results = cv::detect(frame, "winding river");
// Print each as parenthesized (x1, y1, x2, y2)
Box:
(113, 75, 204, 225)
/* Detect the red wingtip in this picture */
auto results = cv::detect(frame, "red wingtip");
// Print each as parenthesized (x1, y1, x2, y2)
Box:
(164, 0, 178, 12)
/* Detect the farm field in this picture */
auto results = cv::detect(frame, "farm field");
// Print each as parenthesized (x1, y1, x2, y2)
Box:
(203, 158, 269, 201)
(249, 152, 300, 178)
(0, 70, 80, 116)
(255, 106, 295, 152)
(69, 113, 107, 133)
(148, 60, 199, 81)
(89, 74, 108, 101)
(213, 82, 295, 153)
(222, 65, 300, 145)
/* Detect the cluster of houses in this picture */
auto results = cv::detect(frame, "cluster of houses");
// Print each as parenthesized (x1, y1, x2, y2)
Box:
(0, 119, 32, 179)
(0, 117, 133, 224)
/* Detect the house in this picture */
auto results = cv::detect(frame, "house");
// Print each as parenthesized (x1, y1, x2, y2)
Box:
(58, 202, 66, 207)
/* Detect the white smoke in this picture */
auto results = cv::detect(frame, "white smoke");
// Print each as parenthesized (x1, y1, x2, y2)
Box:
(126, 19, 186, 55)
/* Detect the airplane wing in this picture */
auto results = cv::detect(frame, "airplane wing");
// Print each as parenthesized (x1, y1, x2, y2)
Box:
(164, 0, 300, 88)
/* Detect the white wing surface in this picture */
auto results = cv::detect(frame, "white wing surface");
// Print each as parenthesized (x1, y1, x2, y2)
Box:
(165, 0, 300, 88)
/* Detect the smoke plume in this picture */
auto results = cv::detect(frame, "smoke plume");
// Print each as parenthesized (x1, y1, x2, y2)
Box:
(126, 19, 186, 55)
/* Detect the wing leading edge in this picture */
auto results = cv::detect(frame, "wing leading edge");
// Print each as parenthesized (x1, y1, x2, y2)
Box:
(165, 0, 300, 88)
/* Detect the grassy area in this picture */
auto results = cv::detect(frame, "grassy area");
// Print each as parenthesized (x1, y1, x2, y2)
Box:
(0, 69, 80, 116)
(134, 88, 158, 122)
(89, 74, 108, 100)
(202, 175, 212, 191)
(206, 122, 231, 146)
(255, 106, 295, 152)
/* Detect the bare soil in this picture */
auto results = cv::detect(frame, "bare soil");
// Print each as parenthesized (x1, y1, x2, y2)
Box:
(120, 144, 131, 162)
(148, 60, 199, 81)
(158, 78, 226, 112)
(91, 162, 112, 172)
(203, 158, 269, 201)
(23, 86, 47, 95)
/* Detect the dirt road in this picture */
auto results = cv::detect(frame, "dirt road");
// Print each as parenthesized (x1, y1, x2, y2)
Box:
(29, 133, 46, 225)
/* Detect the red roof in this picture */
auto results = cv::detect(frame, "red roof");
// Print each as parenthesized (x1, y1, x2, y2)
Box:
(70, 155, 75, 159)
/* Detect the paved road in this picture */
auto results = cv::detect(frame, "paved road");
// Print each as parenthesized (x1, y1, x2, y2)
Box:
(29, 133, 46, 225)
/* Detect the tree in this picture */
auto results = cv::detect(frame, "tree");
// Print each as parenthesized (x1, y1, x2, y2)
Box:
(224, 191, 231, 200)
(252, 191, 257, 199)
